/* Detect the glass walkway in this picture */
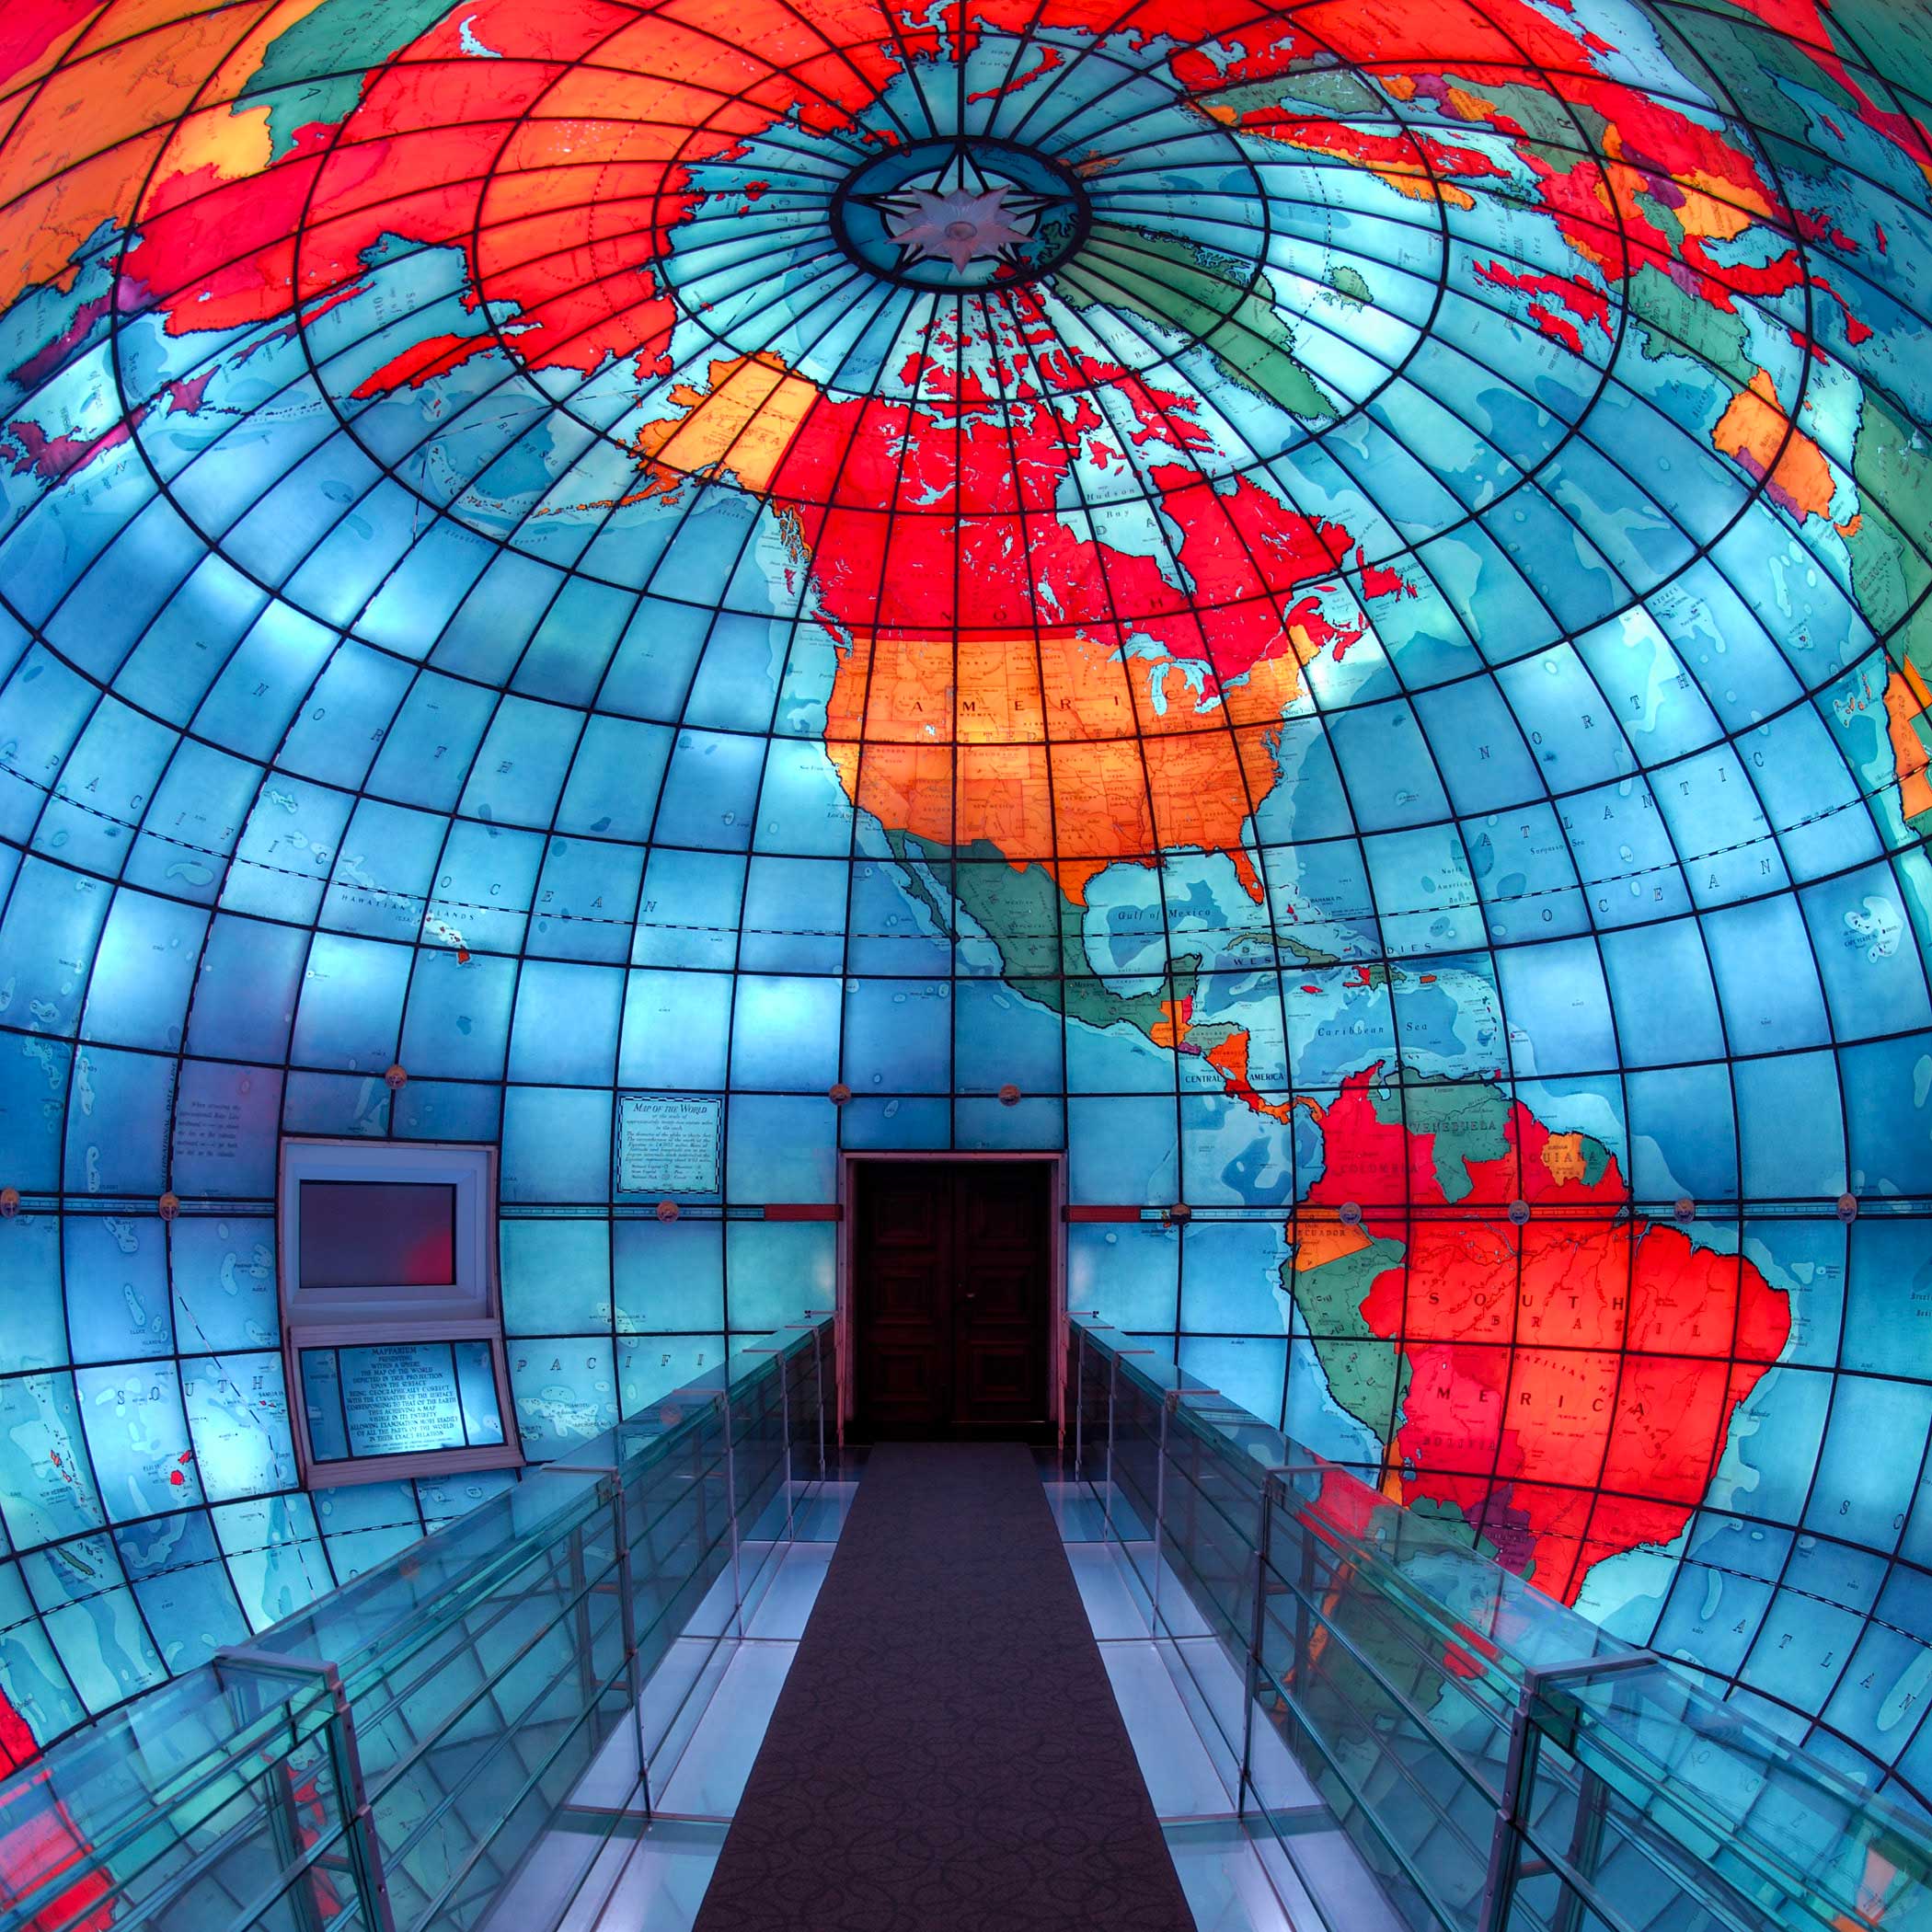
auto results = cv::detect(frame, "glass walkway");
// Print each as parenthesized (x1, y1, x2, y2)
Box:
(0, 1316, 1926, 1932)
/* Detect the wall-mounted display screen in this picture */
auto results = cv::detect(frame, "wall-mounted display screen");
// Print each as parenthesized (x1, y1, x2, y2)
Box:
(300, 1341, 505, 1465)
(296, 1182, 457, 1290)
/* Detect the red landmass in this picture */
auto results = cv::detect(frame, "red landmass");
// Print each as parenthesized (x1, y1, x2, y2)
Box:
(1302, 1066, 1791, 1602)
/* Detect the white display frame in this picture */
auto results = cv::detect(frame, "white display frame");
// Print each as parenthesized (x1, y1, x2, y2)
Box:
(278, 1137, 523, 1488)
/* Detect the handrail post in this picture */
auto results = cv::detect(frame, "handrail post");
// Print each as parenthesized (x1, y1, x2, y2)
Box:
(568, 1518, 597, 1719)
(719, 1386, 745, 1635)
(1239, 1468, 1282, 1815)
(779, 1348, 796, 1543)
(612, 1469, 647, 1816)
(214, 1649, 397, 1932)
(1072, 1324, 1085, 1480)
(1103, 1348, 1119, 1542)
(815, 1321, 828, 1479)
(1153, 1387, 1176, 1637)
(1477, 1650, 1661, 1932)
(265, 1753, 328, 1932)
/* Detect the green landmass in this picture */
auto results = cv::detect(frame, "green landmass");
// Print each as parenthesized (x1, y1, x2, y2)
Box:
(1279, 934, 1342, 969)
(887, 833, 1202, 1035)
(1363, 1073, 1612, 1199)
(1279, 1232, 1409, 1440)
(1325, 265, 1372, 308)
(238, 0, 461, 159)
(1848, 384, 1932, 684)
(1626, 262, 1754, 385)
(1059, 225, 1342, 422)
(1691, 1, 1911, 159)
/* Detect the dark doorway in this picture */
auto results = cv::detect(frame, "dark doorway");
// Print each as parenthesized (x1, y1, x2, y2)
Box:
(852, 1161, 1053, 1440)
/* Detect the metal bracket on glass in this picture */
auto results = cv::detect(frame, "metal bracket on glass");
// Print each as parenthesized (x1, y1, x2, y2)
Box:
(1477, 1649, 1661, 1932)
(213, 1646, 399, 1932)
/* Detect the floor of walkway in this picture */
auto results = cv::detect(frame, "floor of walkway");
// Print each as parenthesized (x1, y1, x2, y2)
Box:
(494, 1450, 1380, 1932)
(1043, 1476, 1404, 1932)
(691, 1441, 1197, 1932)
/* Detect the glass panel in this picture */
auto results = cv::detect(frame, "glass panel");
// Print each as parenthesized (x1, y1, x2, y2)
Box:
(0, 1317, 833, 1932)
(1070, 1317, 1932, 1932)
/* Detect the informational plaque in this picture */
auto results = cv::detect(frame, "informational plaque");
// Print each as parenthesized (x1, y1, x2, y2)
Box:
(615, 1094, 723, 1197)
(339, 1343, 465, 1458)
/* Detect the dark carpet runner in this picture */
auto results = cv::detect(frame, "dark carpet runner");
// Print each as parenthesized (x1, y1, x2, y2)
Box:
(691, 1442, 1195, 1931)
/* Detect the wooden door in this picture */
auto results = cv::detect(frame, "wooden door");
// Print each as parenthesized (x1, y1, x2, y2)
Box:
(853, 1161, 1052, 1438)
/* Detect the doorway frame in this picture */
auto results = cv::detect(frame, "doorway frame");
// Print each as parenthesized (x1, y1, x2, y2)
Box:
(837, 1150, 1066, 1441)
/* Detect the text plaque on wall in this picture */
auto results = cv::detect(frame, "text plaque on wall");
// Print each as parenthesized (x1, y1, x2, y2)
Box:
(615, 1094, 724, 1197)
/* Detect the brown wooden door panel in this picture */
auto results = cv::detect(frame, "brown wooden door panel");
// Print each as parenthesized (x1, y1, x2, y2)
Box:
(854, 1161, 1051, 1439)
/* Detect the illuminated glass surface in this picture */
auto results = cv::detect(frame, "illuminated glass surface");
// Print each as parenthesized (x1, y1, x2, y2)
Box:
(0, 0, 1927, 1818)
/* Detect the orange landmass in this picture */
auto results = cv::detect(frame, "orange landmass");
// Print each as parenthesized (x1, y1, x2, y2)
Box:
(1711, 368, 1834, 520)
(1539, 1131, 1589, 1186)
(1885, 663, 1932, 822)
(1149, 998, 1191, 1050)
(825, 621, 1309, 904)
(629, 352, 824, 500)
(1292, 1217, 1372, 1272)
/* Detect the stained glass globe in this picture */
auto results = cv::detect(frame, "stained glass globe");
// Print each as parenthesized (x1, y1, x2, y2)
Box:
(0, 0, 1928, 1814)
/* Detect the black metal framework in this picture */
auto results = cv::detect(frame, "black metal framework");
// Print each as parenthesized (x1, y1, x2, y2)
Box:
(0, 0, 1923, 1827)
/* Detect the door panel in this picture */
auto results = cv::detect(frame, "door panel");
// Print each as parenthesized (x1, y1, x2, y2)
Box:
(856, 1164, 952, 1433)
(853, 1161, 1052, 1438)
(949, 1163, 1048, 1431)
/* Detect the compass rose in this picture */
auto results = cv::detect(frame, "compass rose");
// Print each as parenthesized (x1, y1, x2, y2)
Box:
(832, 137, 1087, 290)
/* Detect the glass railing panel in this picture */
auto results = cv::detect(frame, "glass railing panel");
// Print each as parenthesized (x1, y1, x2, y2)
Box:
(0, 1313, 834, 1932)
(1069, 1316, 1932, 1932)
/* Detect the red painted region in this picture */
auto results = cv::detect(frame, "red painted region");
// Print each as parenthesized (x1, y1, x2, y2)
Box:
(1231, 111, 1510, 194)
(967, 47, 1063, 102)
(765, 316, 1381, 693)
(351, 329, 499, 399)
(0, 1, 102, 92)
(1475, 259, 1612, 358)
(1305, 1067, 1790, 1602)
(121, 0, 888, 384)
(1138, 0, 1899, 349)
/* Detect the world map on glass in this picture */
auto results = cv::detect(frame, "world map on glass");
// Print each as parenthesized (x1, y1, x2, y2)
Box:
(0, 0, 1928, 1816)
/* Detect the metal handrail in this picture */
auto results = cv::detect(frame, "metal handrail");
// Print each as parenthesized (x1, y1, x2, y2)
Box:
(1071, 1315, 1932, 1932)
(0, 1317, 833, 1932)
